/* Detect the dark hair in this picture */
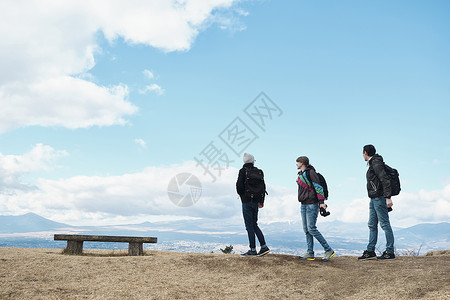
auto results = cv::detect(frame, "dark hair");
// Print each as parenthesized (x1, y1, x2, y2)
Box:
(296, 156, 310, 166)
(363, 145, 376, 156)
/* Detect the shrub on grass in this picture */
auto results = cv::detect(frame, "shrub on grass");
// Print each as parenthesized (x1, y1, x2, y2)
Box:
(220, 245, 234, 254)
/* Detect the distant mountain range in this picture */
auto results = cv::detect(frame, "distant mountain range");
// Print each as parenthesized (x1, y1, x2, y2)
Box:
(0, 213, 68, 233)
(0, 213, 448, 255)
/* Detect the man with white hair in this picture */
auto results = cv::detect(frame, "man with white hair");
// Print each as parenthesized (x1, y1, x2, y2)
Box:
(236, 153, 270, 256)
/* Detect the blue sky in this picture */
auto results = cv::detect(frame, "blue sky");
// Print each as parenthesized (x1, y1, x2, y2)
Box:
(0, 0, 449, 227)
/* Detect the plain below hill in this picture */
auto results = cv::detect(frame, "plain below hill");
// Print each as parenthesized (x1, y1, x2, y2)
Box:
(1, 213, 449, 255)
(0, 247, 448, 299)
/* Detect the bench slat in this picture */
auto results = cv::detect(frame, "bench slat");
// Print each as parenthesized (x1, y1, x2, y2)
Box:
(54, 234, 157, 243)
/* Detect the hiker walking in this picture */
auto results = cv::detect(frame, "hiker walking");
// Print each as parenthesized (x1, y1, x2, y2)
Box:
(236, 153, 270, 257)
(359, 145, 396, 260)
(296, 156, 335, 261)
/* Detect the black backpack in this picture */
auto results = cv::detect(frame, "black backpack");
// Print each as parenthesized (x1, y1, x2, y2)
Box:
(384, 163, 401, 196)
(244, 167, 267, 201)
(305, 169, 329, 200)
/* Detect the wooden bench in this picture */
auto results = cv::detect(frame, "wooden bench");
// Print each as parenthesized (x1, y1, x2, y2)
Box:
(54, 234, 157, 256)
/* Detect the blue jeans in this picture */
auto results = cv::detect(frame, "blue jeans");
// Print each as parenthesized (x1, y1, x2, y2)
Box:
(301, 203, 332, 254)
(242, 202, 266, 249)
(367, 197, 395, 253)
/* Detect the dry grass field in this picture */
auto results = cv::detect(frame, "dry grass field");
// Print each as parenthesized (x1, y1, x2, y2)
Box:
(0, 247, 449, 299)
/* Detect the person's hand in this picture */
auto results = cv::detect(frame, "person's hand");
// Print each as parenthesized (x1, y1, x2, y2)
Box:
(259, 202, 264, 209)
(320, 203, 327, 210)
(386, 198, 393, 208)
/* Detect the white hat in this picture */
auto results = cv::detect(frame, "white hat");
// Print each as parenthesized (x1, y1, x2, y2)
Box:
(243, 153, 255, 164)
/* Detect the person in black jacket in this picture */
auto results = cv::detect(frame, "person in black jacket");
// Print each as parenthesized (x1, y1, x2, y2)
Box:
(358, 145, 395, 260)
(236, 153, 270, 257)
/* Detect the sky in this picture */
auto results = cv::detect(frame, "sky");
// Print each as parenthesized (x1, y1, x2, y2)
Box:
(0, 0, 449, 228)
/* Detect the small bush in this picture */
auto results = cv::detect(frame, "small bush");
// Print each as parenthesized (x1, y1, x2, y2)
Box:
(220, 245, 234, 254)
(395, 244, 422, 257)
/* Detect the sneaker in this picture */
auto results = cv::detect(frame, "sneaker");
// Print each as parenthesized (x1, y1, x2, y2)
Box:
(299, 252, 315, 260)
(378, 251, 396, 260)
(257, 246, 270, 257)
(358, 250, 377, 260)
(241, 250, 257, 256)
(322, 250, 336, 261)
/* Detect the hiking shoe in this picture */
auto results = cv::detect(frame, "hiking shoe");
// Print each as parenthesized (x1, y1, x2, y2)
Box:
(241, 250, 257, 256)
(257, 246, 270, 257)
(378, 251, 396, 260)
(322, 250, 336, 261)
(358, 250, 377, 260)
(299, 252, 315, 260)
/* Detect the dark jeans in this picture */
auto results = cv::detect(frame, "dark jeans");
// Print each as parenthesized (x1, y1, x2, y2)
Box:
(242, 202, 266, 249)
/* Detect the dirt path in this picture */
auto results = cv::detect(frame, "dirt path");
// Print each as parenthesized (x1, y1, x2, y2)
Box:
(0, 248, 449, 299)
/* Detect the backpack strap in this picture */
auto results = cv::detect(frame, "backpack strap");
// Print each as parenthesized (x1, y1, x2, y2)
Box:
(304, 169, 319, 201)
(304, 169, 314, 189)
(244, 166, 252, 180)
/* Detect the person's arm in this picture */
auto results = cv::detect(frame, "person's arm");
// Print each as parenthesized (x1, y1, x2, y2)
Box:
(236, 168, 245, 197)
(372, 159, 392, 198)
(372, 159, 392, 207)
(259, 169, 266, 205)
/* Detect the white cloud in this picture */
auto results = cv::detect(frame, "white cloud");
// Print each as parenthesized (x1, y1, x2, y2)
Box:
(214, 6, 248, 32)
(0, 0, 242, 133)
(94, 0, 239, 52)
(0, 161, 242, 225)
(1, 153, 449, 227)
(134, 138, 147, 149)
(140, 69, 164, 95)
(235, 8, 249, 17)
(334, 197, 369, 224)
(332, 188, 450, 228)
(139, 84, 165, 96)
(0, 78, 135, 132)
(258, 186, 298, 223)
(0, 144, 67, 192)
(392, 187, 450, 227)
(143, 70, 155, 80)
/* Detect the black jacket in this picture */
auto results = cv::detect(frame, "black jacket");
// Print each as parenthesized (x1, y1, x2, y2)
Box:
(236, 163, 265, 203)
(366, 154, 392, 199)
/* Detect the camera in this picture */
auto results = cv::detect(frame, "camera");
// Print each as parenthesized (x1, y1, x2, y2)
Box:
(320, 207, 330, 217)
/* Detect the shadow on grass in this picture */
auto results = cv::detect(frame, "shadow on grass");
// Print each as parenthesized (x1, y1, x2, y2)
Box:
(59, 248, 155, 257)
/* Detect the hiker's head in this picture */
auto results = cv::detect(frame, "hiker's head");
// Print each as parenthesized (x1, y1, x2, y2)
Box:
(243, 153, 255, 164)
(296, 156, 309, 169)
(363, 144, 376, 161)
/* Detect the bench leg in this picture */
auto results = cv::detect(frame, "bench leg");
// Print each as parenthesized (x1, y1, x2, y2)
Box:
(128, 242, 143, 256)
(66, 240, 83, 255)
